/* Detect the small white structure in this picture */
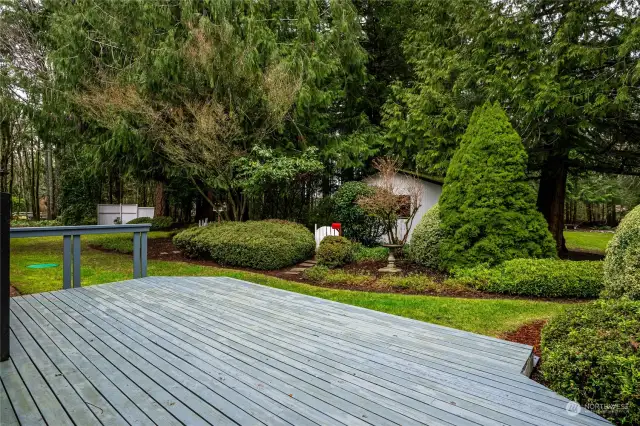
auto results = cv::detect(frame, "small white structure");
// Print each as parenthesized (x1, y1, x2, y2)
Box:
(97, 204, 155, 225)
(314, 225, 339, 247)
(363, 171, 443, 243)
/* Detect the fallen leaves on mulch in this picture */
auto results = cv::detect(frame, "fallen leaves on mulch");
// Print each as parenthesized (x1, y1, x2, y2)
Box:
(343, 260, 448, 281)
(500, 320, 547, 358)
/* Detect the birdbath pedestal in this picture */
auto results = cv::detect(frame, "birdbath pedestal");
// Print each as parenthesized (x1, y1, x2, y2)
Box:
(379, 244, 403, 273)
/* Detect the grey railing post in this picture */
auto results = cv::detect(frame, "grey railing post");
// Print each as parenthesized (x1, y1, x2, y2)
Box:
(73, 235, 81, 288)
(141, 231, 148, 277)
(63, 235, 72, 289)
(0, 192, 10, 362)
(133, 232, 141, 279)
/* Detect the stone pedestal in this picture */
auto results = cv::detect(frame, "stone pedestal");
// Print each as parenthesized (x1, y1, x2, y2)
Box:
(379, 244, 402, 273)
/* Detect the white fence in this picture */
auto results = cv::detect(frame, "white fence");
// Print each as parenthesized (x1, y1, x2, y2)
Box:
(314, 224, 339, 247)
(97, 204, 155, 225)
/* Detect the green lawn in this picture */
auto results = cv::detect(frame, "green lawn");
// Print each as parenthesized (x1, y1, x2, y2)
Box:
(564, 230, 613, 253)
(9, 235, 570, 337)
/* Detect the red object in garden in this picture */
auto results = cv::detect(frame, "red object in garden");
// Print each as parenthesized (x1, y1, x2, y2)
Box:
(331, 223, 342, 235)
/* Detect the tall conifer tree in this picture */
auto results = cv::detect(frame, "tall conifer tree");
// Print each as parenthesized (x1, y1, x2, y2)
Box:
(439, 103, 556, 269)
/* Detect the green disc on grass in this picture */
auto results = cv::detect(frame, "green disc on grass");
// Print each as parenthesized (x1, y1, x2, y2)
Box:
(27, 263, 59, 269)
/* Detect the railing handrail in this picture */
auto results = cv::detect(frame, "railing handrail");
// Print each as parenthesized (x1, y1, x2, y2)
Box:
(10, 223, 151, 238)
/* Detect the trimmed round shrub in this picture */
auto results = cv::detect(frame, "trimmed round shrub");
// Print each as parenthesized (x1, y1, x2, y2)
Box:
(603, 205, 640, 300)
(128, 216, 174, 231)
(439, 102, 556, 269)
(172, 225, 206, 257)
(317, 236, 354, 268)
(540, 300, 640, 424)
(408, 204, 444, 270)
(173, 220, 314, 270)
(453, 258, 604, 298)
(333, 182, 384, 246)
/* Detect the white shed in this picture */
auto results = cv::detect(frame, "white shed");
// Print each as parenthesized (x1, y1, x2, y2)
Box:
(363, 171, 443, 242)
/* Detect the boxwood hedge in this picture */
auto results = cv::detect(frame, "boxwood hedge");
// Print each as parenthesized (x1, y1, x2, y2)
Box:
(540, 300, 639, 424)
(407, 204, 444, 270)
(173, 220, 315, 270)
(452, 258, 604, 298)
(317, 236, 354, 268)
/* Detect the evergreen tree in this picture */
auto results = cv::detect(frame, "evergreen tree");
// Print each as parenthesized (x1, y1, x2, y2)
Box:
(44, 0, 371, 218)
(439, 103, 556, 269)
(384, 0, 640, 253)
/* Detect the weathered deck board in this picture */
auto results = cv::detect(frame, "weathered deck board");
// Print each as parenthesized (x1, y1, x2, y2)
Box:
(147, 278, 541, 385)
(1, 276, 611, 425)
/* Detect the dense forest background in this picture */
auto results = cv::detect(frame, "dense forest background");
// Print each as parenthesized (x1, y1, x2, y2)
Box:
(1, 0, 639, 252)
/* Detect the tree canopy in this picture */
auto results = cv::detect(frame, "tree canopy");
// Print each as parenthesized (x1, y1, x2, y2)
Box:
(383, 0, 640, 251)
(1, 0, 639, 234)
(42, 0, 372, 218)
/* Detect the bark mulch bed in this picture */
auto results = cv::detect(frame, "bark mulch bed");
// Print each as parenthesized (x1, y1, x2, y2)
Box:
(343, 260, 449, 281)
(500, 320, 546, 358)
(500, 320, 549, 384)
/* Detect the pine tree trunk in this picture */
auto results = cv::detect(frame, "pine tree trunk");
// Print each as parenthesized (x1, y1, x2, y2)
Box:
(8, 152, 14, 195)
(46, 147, 54, 220)
(607, 201, 616, 227)
(141, 183, 147, 206)
(108, 174, 113, 204)
(536, 153, 568, 256)
(34, 144, 40, 220)
(154, 182, 169, 217)
(0, 119, 11, 193)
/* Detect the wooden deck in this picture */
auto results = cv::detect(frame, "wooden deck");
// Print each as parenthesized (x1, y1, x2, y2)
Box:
(1, 276, 610, 425)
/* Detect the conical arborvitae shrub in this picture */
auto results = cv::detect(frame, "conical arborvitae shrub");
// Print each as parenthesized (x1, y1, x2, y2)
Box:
(439, 102, 556, 269)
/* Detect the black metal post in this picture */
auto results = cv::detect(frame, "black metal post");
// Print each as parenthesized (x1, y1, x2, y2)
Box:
(0, 191, 10, 361)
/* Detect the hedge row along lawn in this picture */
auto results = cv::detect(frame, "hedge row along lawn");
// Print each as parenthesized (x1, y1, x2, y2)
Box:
(173, 220, 315, 270)
(564, 230, 613, 253)
(10, 235, 569, 337)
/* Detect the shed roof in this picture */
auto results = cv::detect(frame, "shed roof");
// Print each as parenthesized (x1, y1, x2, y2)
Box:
(397, 169, 445, 186)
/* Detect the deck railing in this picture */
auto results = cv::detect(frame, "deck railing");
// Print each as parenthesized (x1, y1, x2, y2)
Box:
(9, 224, 151, 288)
(0, 191, 150, 362)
